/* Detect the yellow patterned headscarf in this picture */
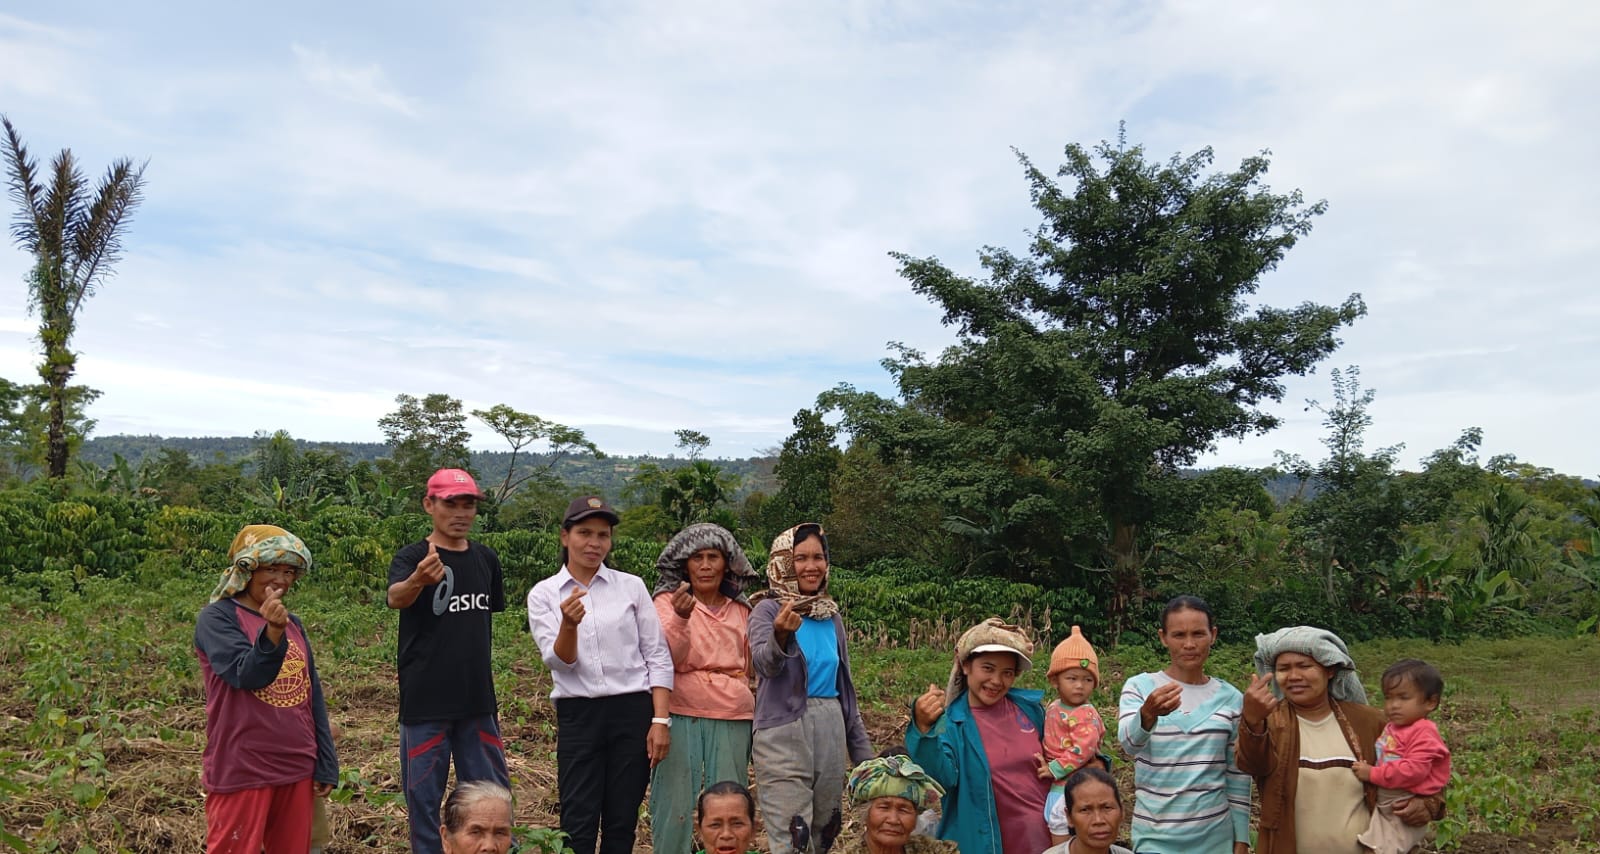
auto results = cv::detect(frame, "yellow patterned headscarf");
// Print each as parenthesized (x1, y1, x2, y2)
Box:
(210, 524, 313, 603)
(848, 755, 945, 811)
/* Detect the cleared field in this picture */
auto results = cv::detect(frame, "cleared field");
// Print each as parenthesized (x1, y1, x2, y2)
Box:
(1, 572, 1595, 852)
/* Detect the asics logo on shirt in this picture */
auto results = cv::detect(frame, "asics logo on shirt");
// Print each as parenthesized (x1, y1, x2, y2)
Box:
(431, 564, 492, 615)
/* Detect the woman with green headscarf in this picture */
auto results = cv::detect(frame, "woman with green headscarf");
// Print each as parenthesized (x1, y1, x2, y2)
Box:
(842, 755, 957, 854)
(195, 524, 338, 854)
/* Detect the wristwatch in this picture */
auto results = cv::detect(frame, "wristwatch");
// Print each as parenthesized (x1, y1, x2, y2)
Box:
(651, 717, 672, 728)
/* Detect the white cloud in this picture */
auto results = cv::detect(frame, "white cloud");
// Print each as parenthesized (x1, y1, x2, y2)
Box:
(290, 44, 419, 117)
(0, 2, 1596, 470)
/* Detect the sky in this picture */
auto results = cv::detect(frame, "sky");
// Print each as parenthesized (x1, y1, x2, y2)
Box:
(1, 2, 1597, 475)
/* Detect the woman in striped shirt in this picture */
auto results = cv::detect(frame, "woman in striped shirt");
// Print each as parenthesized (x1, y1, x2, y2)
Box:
(1116, 596, 1249, 854)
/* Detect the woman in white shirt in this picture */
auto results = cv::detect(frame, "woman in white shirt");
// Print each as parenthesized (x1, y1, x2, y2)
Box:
(526, 496, 674, 854)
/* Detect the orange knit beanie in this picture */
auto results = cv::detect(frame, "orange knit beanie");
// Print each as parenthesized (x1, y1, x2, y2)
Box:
(1047, 624, 1100, 684)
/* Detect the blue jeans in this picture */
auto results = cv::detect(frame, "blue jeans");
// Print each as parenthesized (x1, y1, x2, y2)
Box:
(400, 714, 509, 853)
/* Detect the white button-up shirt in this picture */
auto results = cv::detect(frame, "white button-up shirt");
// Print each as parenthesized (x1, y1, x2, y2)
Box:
(526, 564, 674, 700)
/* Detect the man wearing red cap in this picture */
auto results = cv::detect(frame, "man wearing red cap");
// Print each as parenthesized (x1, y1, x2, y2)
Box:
(387, 468, 509, 853)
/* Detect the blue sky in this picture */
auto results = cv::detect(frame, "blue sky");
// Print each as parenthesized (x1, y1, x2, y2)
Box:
(2, 2, 1597, 475)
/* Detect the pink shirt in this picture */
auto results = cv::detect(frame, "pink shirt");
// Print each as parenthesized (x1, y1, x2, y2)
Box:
(654, 595, 755, 720)
(1043, 700, 1105, 779)
(1370, 717, 1451, 796)
(971, 696, 1051, 854)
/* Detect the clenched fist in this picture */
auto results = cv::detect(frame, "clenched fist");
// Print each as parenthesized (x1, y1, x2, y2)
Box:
(561, 586, 588, 627)
(670, 582, 695, 619)
(1139, 680, 1183, 731)
(913, 683, 947, 733)
(1241, 671, 1280, 729)
(410, 541, 446, 587)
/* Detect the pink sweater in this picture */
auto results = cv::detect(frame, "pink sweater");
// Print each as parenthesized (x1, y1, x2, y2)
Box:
(654, 595, 755, 720)
(1369, 718, 1451, 796)
(1043, 700, 1105, 781)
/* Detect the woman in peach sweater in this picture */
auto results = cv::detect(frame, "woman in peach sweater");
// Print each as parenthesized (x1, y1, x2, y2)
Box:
(649, 523, 761, 854)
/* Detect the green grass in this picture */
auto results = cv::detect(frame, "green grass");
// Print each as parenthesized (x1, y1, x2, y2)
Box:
(0, 567, 1596, 852)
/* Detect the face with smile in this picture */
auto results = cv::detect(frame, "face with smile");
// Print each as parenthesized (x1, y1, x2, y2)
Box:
(792, 534, 827, 595)
(1158, 606, 1217, 672)
(440, 799, 513, 854)
(961, 651, 1021, 708)
(561, 518, 614, 573)
(1274, 651, 1334, 711)
(695, 793, 755, 854)
(1381, 676, 1439, 726)
(1066, 778, 1123, 853)
(864, 796, 918, 851)
(425, 495, 479, 541)
(686, 548, 728, 598)
(241, 563, 299, 609)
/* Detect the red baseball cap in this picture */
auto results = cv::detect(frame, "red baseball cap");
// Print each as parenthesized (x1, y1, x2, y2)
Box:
(426, 468, 486, 500)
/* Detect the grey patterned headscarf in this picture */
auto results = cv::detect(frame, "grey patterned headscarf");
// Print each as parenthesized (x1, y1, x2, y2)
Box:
(1252, 625, 1367, 704)
(651, 523, 758, 603)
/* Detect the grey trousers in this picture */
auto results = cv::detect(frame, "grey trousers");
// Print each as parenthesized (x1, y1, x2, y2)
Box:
(751, 698, 848, 854)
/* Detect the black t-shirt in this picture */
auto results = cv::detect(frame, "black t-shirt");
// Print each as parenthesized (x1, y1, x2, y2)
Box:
(388, 540, 506, 723)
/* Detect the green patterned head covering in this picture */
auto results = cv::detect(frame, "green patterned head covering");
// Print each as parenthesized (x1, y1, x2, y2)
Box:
(210, 524, 313, 603)
(847, 755, 945, 811)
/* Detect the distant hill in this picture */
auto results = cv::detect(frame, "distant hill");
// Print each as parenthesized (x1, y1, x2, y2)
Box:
(80, 434, 779, 499)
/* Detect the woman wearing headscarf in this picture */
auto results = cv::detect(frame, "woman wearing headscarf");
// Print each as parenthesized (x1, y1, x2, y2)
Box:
(906, 618, 1051, 854)
(841, 755, 957, 854)
(194, 525, 338, 854)
(649, 523, 762, 854)
(748, 523, 874, 854)
(1236, 626, 1442, 854)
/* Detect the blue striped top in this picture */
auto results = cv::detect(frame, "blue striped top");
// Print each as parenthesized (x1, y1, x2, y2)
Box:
(1117, 671, 1250, 852)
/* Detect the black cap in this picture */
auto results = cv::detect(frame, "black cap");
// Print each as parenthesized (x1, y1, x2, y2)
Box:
(563, 495, 620, 526)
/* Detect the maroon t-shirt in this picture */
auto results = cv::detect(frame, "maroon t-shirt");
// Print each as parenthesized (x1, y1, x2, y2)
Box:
(971, 696, 1051, 854)
(195, 599, 318, 793)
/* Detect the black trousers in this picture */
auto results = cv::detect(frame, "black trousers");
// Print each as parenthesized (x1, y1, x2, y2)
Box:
(555, 691, 652, 854)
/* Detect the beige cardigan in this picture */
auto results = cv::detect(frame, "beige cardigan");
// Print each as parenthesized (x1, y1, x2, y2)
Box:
(1235, 699, 1386, 854)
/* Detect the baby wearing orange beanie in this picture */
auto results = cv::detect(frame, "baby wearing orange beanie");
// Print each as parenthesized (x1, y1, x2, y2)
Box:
(1042, 625, 1105, 844)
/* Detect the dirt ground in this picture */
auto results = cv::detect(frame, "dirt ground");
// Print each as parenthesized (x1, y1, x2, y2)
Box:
(6, 683, 1579, 853)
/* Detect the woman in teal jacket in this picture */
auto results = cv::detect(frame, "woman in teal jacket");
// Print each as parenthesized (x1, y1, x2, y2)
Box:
(906, 618, 1051, 854)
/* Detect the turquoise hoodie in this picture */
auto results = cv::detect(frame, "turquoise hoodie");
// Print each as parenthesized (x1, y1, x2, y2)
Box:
(905, 688, 1046, 854)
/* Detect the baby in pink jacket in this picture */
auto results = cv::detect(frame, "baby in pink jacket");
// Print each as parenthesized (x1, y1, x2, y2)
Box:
(1352, 659, 1452, 854)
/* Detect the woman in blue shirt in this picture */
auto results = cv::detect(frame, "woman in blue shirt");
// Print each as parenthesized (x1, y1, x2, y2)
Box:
(748, 523, 874, 854)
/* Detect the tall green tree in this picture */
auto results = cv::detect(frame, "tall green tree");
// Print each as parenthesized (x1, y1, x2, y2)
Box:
(826, 129, 1364, 626)
(472, 404, 603, 502)
(377, 393, 473, 494)
(674, 429, 710, 460)
(3, 117, 146, 479)
(761, 408, 842, 537)
(1277, 367, 1406, 578)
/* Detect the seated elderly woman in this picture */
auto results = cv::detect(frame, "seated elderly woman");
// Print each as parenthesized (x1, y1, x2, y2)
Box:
(440, 780, 515, 854)
(1236, 626, 1442, 854)
(695, 780, 760, 854)
(1039, 768, 1131, 854)
(842, 755, 957, 854)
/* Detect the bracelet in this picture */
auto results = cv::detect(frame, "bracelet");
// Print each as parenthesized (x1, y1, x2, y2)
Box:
(651, 717, 671, 727)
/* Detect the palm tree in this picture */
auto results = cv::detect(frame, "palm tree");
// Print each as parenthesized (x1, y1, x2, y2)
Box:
(3, 116, 146, 479)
